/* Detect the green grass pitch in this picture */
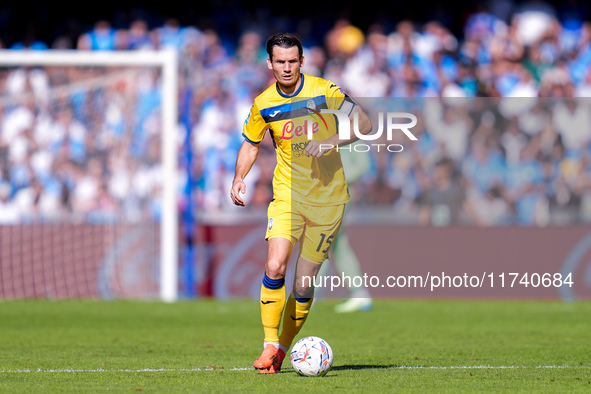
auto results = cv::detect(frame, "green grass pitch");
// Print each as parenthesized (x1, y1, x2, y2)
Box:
(0, 299, 590, 392)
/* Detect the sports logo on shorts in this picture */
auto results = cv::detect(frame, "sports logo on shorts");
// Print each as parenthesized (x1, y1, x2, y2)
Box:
(268, 217, 274, 230)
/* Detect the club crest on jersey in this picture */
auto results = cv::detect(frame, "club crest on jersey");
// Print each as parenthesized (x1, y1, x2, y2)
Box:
(268, 217, 274, 230)
(306, 99, 316, 112)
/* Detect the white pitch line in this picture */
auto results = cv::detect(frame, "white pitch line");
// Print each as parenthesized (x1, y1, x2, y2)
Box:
(0, 368, 252, 373)
(0, 365, 588, 373)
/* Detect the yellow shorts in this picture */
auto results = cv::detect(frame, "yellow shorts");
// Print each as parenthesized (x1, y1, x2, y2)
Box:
(266, 199, 345, 264)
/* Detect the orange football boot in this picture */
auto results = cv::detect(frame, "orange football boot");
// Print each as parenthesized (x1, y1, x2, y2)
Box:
(259, 348, 286, 374)
(253, 344, 279, 370)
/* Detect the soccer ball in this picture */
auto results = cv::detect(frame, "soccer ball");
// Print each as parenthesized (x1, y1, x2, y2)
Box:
(290, 336, 333, 376)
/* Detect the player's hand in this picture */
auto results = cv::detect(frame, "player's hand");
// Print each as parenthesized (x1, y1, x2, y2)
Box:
(305, 140, 331, 157)
(230, 180, 247, 206)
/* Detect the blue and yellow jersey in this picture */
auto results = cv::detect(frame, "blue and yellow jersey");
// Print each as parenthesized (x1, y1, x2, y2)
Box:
(243, 74, 356, 206)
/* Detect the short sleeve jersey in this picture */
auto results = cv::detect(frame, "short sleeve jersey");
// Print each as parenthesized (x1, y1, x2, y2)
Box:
(243, 74, 356, 206)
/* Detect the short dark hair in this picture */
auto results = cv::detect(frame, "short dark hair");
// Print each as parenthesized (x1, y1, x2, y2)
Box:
(266, 32, 303, 60)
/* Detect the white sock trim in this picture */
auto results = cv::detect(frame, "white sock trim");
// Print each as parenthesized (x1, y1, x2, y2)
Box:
(278, 344, 290, 353)
(263, 342, 279, 350)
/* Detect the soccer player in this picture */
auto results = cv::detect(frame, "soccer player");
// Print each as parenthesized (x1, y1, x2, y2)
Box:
(230, 32, 371, 373)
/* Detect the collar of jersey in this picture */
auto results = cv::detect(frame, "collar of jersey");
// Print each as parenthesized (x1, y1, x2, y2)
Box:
(275, 74, 305, 98)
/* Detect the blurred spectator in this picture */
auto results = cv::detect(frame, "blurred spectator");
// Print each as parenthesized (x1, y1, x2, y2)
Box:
(551, 97, 591, 152)
(153, 18, 187, 51)
(469, 186, 512, 226)
(500, 117, 529, 165)
(5, 68, 50, 102)
(124, 19, 155, 50)
(463, 136, 505, 196)
(425, 101, 473, 162)
(77, 20, 125, 50)
(72, 157, 101, 213)
(234, 31, 268, 96)
(14, 177, 60, 221)
(417, 157, 477, 226)
(301, 46, 326, 77)
(10, 25, 49, 51)
(0, 182, 20, 223)
(517, 99, 549, 137)
(503, 143, 548, 225)
(341, 28, 390, 97)
(52, 106, 87, 163)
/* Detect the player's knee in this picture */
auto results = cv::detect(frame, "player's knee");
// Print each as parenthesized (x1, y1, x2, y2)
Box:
(294, 280, 314, 299)
(265, 258, 287, 279)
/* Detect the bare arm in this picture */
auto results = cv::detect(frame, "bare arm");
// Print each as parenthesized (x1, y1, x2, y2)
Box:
(305, 105, 372, 157)
(230, 140, 260, 206)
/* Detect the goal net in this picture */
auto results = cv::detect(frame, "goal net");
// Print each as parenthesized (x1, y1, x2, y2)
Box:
(0, 51, 178, 301)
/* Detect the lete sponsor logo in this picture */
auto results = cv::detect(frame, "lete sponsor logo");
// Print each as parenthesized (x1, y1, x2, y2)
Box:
(280, 119, 320, 140)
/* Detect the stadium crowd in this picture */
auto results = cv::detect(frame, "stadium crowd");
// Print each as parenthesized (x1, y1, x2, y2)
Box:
(1, 1, 591, 226)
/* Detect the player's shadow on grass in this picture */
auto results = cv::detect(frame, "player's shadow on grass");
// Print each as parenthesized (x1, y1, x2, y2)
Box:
(330, 364, 395, 371)
(283, 365, 395, 375)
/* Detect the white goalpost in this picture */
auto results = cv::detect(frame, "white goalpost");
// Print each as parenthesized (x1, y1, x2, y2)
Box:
(0, 50, 179, 302)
